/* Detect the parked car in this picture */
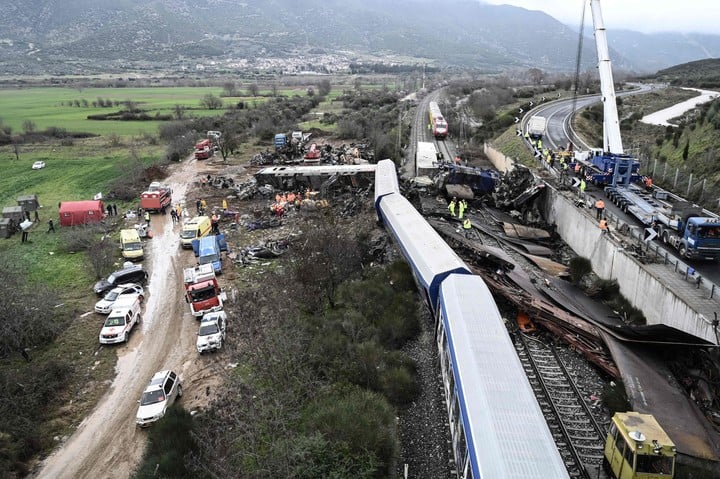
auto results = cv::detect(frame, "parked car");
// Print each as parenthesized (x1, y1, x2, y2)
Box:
(196, 311, 227, 353)
(93, 264, 148, 296)
(136, 370, 183, 427)
(94, 283, 144, 314)
(98, 296, 142, 344)
(32, 161, 46, 170)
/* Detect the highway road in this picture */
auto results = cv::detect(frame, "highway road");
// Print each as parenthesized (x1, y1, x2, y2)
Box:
(521, 85, 720, 288)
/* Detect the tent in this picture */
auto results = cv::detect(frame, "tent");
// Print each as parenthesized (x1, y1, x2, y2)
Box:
(59, 200, 105, 227)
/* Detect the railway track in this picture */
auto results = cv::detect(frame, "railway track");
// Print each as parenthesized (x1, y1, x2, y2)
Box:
(514, 332, 607, 479)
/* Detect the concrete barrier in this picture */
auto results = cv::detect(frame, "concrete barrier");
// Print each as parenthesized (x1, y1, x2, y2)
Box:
(485, 142, 716, 344)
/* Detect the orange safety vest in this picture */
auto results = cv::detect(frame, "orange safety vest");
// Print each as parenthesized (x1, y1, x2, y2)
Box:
(595, 200, 605, 209)
(599, 219, 608, 230)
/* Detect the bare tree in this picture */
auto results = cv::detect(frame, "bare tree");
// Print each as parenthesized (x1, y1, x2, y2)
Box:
(222, 81, 237, 97)
(200, 93, 223, 110)
(173, 104, 187, 120)
(0, 261, 64, 358)
(22, 120, 36, 134)
(527, 68, 545, 85)
(317, 79, 332, 97)
(247, 83, 260, 97)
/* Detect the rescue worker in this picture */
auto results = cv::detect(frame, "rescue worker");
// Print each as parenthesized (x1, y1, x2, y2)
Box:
(574, 162, 581, 177)
(458, 199, 467, 219)
(200, 198, 207, 212)
(560, 161, 569, 182)
(144, 210, 150, 226)
(599, 217, 609, 233)
(579, 178, 586, 196)
(222, 199, 228, 212)
(462, 218, 472, 238)
(645, 176, 653, 191)
(176, 203, 182, 219)
(537, 139, 543, 151)
(448, 197, 457, 217)
(594, 199, 605, 220)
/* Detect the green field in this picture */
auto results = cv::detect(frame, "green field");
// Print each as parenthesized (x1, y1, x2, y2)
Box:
(0, 86, 265, 136)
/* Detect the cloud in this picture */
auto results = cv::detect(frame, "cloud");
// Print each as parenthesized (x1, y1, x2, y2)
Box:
(481, 0, 720, 35)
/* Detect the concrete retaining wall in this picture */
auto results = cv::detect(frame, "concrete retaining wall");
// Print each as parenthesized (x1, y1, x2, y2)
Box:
(485, 143, 715, 344)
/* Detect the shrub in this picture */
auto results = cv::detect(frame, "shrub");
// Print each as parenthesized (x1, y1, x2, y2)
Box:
(569, 256, 593, 285)
(133, 405, 197, 479)
(300, 385, 398, 477)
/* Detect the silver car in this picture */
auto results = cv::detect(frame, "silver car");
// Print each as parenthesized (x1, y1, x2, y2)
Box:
(136, 370, 182, 427)
(94, 283, 144, 314)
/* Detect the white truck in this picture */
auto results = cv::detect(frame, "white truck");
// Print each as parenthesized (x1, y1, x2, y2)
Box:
(527, 115, 547, 140)
(98, 294, 142, 344)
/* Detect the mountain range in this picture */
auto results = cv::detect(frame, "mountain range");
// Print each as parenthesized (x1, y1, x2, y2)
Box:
(0, 0, 718, 76)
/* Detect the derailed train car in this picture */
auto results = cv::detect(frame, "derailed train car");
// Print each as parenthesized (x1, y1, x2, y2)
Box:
(374, 159, 569, 478)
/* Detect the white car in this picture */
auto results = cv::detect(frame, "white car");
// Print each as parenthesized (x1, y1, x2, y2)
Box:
(32, 161, 46, 170)
(94, 283, 144, 314)
(136, 370, 183, 427)
(196, 311, 227, 353)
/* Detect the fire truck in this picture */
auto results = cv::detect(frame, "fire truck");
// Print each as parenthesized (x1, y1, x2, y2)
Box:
(183, 264, 225, 317)
(194, 138, 214, 160)
(140, 182, 172, 214)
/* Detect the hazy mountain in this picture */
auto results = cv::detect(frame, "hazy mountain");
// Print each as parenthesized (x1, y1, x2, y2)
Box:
(0, 0, 718, 76)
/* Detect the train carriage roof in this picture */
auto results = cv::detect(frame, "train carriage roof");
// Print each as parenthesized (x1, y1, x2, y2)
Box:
(439, 275, 570, 478)
(377, 193, 471, 308)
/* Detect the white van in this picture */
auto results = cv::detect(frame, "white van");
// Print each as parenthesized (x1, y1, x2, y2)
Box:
(98, 294, 142, 344)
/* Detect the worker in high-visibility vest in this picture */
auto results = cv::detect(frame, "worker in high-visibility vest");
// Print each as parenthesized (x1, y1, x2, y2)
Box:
(595, 199, 605, 220)
(599, 217, 609, 233)
(462, 218, 472, 238)
(448, 197, 457, 217)
(458, 199, 467, 219)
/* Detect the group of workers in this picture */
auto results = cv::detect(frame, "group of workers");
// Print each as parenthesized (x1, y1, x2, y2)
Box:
(270, 189, 319, 218)
(448, 197, 472, 236)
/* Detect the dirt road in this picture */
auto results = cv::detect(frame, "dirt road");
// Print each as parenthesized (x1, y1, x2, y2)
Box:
(35, 158, 223, 479)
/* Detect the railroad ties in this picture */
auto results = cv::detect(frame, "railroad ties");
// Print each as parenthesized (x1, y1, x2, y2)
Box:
(514, 333, 607, 479)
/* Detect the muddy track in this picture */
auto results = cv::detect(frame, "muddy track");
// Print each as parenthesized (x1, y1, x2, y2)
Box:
(35, 158, 222, 479)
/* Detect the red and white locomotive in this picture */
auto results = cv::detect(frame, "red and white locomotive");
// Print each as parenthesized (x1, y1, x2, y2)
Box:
(428, 101, 448, 139)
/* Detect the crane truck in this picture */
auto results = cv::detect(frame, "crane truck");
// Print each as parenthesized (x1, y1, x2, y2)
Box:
(585, 0, 720, 261)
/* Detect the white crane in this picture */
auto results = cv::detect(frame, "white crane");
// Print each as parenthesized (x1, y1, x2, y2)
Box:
(590, 0, 623, 155)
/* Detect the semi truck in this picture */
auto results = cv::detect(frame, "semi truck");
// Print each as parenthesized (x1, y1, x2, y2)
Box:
(183, 264, 225, 317)
(140, 181, 172, 213)
(526, 115, 547, 140)
(605, 184, 720, 260)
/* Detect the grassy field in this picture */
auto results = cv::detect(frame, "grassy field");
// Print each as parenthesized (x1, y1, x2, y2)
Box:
(0, 86, 291, 137)
(0, 137, 165, 288)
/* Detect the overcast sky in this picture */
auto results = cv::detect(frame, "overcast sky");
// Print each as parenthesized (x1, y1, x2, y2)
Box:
(481, 0, 720, 35)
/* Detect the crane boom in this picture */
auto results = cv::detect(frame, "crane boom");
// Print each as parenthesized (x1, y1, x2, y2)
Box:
(590, 0, 623, 154)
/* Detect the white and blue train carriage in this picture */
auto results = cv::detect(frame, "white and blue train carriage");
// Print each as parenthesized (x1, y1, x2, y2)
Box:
(374, 162, 470, 307)
(438, 274, 570, 479)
